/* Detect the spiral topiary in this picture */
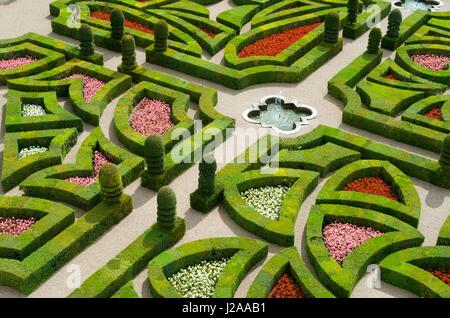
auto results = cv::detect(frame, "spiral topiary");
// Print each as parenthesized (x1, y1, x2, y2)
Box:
(157, 186, 176, 229)
(79, 24, 94, 56)
(439, 134, 450, 168)
(144, 135, 165, 174)
(324, 12, 340, 44)
(347, 0, 359, 25)
(367, 27, 382, 54)
(110, 8, 125, 40)
(386, 9, 402, 38)
(154, 20, 169, 52)
(99, 163, 123, 203)
(121, 34, 137, 71)
(198, 153, 217, 195)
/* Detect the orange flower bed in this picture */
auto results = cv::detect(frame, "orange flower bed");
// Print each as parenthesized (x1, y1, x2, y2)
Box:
(385, 73, 398, 80)
(424, 106, 442, 120)
(427, 268, 450, 286)
(238, 22, 321, 58)
(269, 273, 305, 298)
(90, 10, 154, 34)
(344, 176, 399, 202)
(199, 27, 216, 38)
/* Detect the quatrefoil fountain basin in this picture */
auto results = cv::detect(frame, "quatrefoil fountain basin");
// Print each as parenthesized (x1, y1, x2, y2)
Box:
(393, 0, 443, 11)
(242, 95, 318, 134)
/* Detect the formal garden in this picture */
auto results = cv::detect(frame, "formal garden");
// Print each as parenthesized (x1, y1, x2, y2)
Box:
(0, 0, 448, 299)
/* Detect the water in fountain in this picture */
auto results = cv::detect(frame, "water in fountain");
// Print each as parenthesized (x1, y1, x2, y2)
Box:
(393, 0, 442, 11)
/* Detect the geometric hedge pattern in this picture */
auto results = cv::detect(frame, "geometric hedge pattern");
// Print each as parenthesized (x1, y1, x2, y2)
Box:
(0, 0, 449, 299)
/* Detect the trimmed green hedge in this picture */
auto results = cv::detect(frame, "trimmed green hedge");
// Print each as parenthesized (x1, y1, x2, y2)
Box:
(5, 89, 82, 133)
(217, 4, 260, 33)
(0, 196, 74, 260)
(20, 127, 144, 210)
(114, 81, 193, 156)
(246, 247, 335, 298)
(223, 168, 319, 246)
(147, 237, 268, 298)
(8, 59, 132, 125)
(1, 128, 78, 192)
(0, 194, 133, 294)
(69, 217, 186, 298)
(316, 160, 421, 227)
(0, 43, 65, 86)
(305, 204, 424, 297)
(380, 246, 450, 298)
(437, 215, 450, 246)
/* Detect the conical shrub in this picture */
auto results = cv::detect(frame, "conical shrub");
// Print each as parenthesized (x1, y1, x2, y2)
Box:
(111, 8, 125, 40)
(121, 34, 137, 71)
(154, 20, 169, 52)
(324, 12, 340, 44)
(198, 153, 217, 195)
(367, 27, 382, 54)
(439, 134, 450, 168)
(157, 186, 176, 229)
(387, 9, 402, 38)
(79, 24, 94, 56)
(347, 0, 358, 25)
(144, 135, 165, 174)
(99, 163, 123, 203)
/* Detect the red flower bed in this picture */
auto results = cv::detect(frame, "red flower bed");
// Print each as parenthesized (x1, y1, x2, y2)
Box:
(238, 22, 321, 58)
(344, 176, 399, 202)
(424, 106, 442, 120)
(385, 73, 398, 81)
(427, 268, 450, 287)
(0, 216, 36, 236)
(90, 10, 154, 34)
(65, 150, 111, 186)
(199, 27, 216, 38)
(268, 273, 305, 298)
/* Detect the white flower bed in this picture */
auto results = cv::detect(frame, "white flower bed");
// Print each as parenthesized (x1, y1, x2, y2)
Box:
(240, 185, 289, 221)
(21, 104, 47, 117)
(168, 258, 229, 298)
(18, 146, 48, 160)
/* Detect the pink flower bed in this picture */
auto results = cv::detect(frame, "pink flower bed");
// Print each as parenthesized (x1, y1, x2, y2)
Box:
(0, 216, 36, 236)
(0, 56, 37, 70)
(411, 54, 450, 71)
(323, 221, 383, 265)
(65, 150, 111, 186)
(129, 97, 174, 136)
(64, 73, 105, 102)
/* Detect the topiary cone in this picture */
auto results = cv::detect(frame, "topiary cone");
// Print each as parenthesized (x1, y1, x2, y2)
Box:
(386, 9, 402, 38)
(121, 34, 137, 71)
(110, 8, 125, 40)
(154, 20, 169, 52)
(198, 153, 217, 195)
(324, 12, 340, 44)
(79, 24, 95, 56)
(99, 163, 123, 203)
(367, 27, 382, 54)
(347, 0, 359, 25)
(157, 186, 176, 229)
(144, 135, 165, 174)
(439, 134, 450, 168)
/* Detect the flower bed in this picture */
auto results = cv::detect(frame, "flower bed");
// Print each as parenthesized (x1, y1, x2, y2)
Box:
(411, 54, 450, 71)
(0, 216, 36, 236)
(0, 56, 37, 70)
(64, 73, 105, 102)
(199, 27, 216, 38)
(427, 268, 450, 287)
(385, 73, 398, 80)
(240, 185, 289, 221)
(168, 258, 229, 298)
(238, 22, 321, 58)
(269, 273, 305, 298)
(344, 176, 399, 202)
(21, 103, 47, 117)
(65, 150, 110, 186)
(424, 106, 442, 120)
(18, 145, 48, 160)
(90, 11, 154, 34)
(323, 221, 383, 265)
(129, 97, 174, 136)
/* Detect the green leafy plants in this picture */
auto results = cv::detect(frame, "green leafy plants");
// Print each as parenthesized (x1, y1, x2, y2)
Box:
(197, 154, 217, 196)
(154, 20, 169, 52)
(111, 9, 125, 40)
(79, 24, 95, 57)
(386, 9, 402, 39)
(439, 134, 450, 168)
(120, 34, 137, 72)
(144, 135, 165, 175)
(367, 27, 382, 54)
(324, 11, 340, 44)
(347, 0, 359, 25)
